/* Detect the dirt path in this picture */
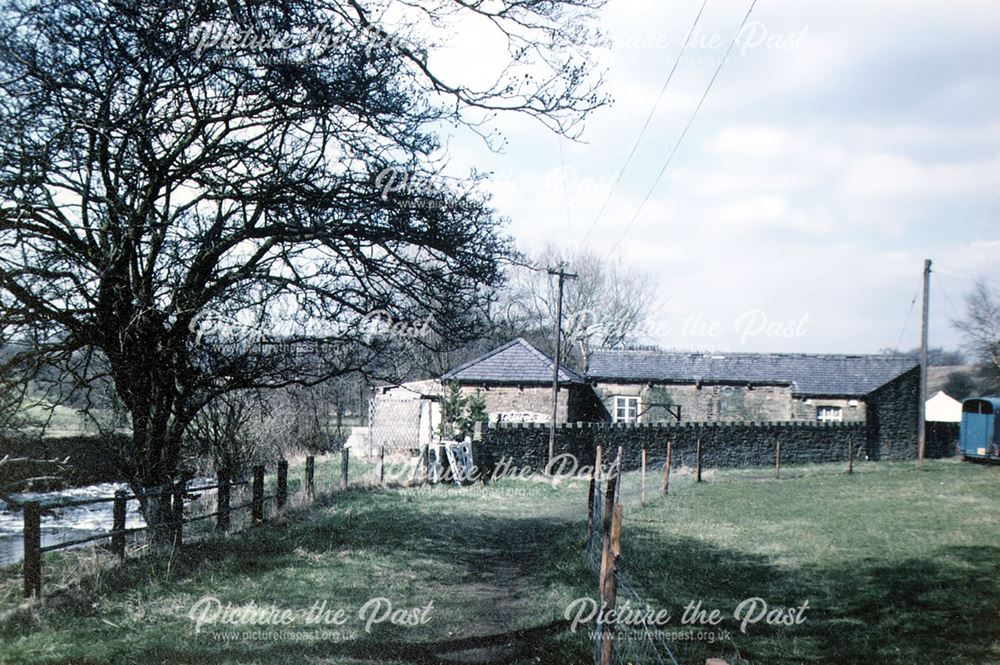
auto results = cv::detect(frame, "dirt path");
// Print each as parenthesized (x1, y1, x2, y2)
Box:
(329, 483, 588, 665)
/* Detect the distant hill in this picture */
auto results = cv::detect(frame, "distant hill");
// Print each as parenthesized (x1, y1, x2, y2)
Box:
(927, 365, 978, 397)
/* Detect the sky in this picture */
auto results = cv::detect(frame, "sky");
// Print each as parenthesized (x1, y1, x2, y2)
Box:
(433, 0, 1000, 356)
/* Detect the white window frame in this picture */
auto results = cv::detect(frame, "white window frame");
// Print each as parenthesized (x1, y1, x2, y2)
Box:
(613, 396, 640, 424)
(816, 405, 843, 422)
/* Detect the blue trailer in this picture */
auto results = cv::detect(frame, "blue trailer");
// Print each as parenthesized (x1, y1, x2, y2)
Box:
(960, 397, 1000, 461)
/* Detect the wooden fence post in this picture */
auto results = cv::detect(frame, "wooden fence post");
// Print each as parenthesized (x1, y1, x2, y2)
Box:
(696, 436, 702, 483)
(640, 448, 647, 506)
(305, 456, 315, 500)
(598, 450, 623, 665)
(276, 460, 288, 508)
(378, 445, 385, 487)
(600, 503, 623, 665)
(599, 448, 622, 596)
(172, 480, 185, 547)
(419, 442, 430, 485)
(585, 445, 602, 551)
(217, 470, 231, 532)
(848, 436, 855, 474)
(252, 465, 265, 523)
(22, 501, 41, 598)
(775, 438, 782, 480)
(112, 490, 127, 560)
(662, 441, 672, 495)
(341, 448, 349, 490)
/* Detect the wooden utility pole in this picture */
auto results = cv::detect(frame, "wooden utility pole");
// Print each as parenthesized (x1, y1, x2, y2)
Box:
(548, 264, 577, 465)
(918, 259, 931, 465)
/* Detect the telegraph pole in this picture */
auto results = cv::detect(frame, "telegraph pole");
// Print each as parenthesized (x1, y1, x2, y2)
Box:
(918, 259, 931, 466)
(548, 264, 577, 465)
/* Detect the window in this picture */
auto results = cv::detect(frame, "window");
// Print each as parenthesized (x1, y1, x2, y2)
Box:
(614, 396, 639, 424)
(816, 406, 843, 422)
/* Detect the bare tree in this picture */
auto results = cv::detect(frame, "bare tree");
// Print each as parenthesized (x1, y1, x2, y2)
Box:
(952, 278, 1000, 392)
(248, 382, 340, 460)
(0, 0, 607, 539)
(0, 374, 31, 439)
(878, 347, 967, 366)
(183, 390, 258, 478)
(505, 246, 659, 369)
(185, 375, 361, 479)
(0, 454, 72, 505)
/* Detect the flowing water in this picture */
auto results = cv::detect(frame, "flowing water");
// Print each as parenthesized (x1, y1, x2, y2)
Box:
(0, 482, 147, 568)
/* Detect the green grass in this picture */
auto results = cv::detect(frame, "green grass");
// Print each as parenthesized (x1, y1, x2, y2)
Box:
(620, 459, 1000, 664)
(1, 459, 998, 664)
(19, 401, 93, 438)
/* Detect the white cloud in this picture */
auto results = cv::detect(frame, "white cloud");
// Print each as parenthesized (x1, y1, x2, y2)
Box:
(841, 153, 1000, 199)
(439, 0, 1000, 353)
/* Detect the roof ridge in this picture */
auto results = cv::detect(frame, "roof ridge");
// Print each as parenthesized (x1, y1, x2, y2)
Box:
(514, 338, 583, 381)
(593, 348, 916, 360)
(515, 337, 556, 370)
(441, 338, 524, 380)
(441, 337, 583, 383)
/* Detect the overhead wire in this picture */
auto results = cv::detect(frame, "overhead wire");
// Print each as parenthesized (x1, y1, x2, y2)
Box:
(581, 0, 712, 243)
(894, 285, 920, 351)
(606, 0, 760, 257)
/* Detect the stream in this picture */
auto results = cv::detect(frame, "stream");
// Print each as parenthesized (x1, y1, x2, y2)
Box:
(0, 482, 147, 568)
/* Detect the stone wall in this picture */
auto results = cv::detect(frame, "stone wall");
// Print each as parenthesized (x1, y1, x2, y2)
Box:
(568, 384, 610, 422)
(926, 422, 959, 459)
(865, 367, 920, 461)
(591, 381, 880, 425)
(592, 382, 795, 422)
(462, 384, 563, 423)
(460, 383, 598, 424)
(790, 396, 866, 422)
(477, 420, 869, 474)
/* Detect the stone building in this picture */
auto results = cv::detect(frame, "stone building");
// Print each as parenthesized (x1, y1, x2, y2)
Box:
(368, 339, 920, 456)
(367, 338, 601, 453)
(587, 349, 918, 425)
(439, 337, 605, 423)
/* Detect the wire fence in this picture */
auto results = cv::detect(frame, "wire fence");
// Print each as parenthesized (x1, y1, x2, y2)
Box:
(585, 445, 682, 665)
(367, 393, 433, 460)
(4, 450, 359, 598)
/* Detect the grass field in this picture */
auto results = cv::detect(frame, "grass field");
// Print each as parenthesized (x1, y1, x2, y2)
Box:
(1, 459, 998, 664)
(19, 401, 94, 438)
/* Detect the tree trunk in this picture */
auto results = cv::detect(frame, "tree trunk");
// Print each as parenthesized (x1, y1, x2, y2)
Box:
(138, 483, 176, 549)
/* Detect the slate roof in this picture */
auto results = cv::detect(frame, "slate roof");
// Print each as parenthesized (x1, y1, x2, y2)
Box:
(441, 338, 584, 385)
(587, 349, 918, 397)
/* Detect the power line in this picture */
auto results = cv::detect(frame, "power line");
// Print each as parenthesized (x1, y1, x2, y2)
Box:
(934, 264, 1000, 290)
(557, 134, 572, 237)
(894, 286, 920, 351)
(607, 0, 759, 257)
(935, 273, 965, 325)
(582, 0, 712, 243)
